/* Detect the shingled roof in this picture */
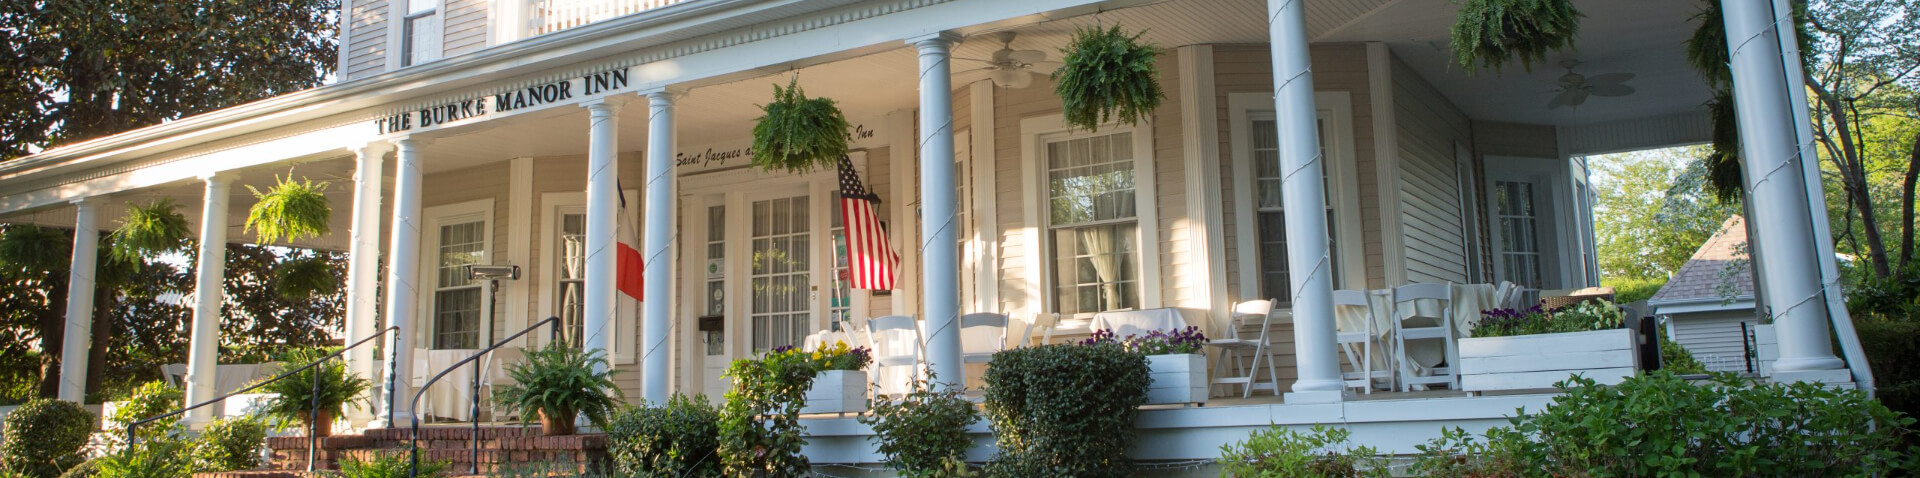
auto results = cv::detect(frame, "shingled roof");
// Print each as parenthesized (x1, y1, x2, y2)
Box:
(1651, 216, 1754, 303)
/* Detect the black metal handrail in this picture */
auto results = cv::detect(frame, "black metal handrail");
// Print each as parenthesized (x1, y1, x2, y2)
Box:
(127, 325, 400, 473)
(409, 316, 560, 477)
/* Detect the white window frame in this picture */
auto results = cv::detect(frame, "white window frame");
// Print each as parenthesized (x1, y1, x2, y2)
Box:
(1483, 155, 1580, 290)
(420, 198, 494, 350)
(1227, 91, 1366, 304)
(390, 0, 443, 68)
(1019, 114, 1162, 320)
(537, 190, 640, 364)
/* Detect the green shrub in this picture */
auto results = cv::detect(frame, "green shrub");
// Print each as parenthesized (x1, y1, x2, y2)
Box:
(190, 416, 267, 471)
(259, 349, 370, 433)
(0, 399, 96, 478)
(330, 450, 446, 478)
(106, 381, 183, 443)
(859, 373, 980, 477)
(1603, 277, 1666, 304)
(1856, 315, 1920, 421)
(1218, 425, 1388, 477)
(717, 348, 817, 477)
(1409, 426, 1537, 478)
(1659, 335, 1707, 375)
(492, 341, 622, 435)
(1471, 300, 1623, 339)
(981, 343, 1149, 477)
(606, 395, 720, 477)
(94, 439, 192, 478)
(53, 460, 97, 478)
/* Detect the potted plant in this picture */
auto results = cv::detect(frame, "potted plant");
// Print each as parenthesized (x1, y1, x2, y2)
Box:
(245, 174, 333, 245)
(493, 341, 623, 435)
(260, 348, 371, 437)
(273, 254, 341, 300)
(1448, 0, 1583, 74)
(799, 341, 871, 415)
(109, 198, 192, 261)
(1085, 327, 1209, 405)
(1052, 24, 1164, 132)
(749, 77, 850, 174)
(1459, 300, 1638, 393)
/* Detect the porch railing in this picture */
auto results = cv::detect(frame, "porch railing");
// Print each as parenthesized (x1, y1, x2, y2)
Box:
(408, 316, 561, 477)
(536, 0, 694, 35)
(126, 325, 400, 473)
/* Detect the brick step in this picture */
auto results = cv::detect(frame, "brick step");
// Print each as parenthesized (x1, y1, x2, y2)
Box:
(192, 472, 315, 478)
(263, 428, 607, 472)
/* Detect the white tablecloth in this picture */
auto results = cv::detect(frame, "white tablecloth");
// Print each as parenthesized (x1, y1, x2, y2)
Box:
(1332, 284, 1497, 373)
(415, 349, 480, 421)
(1091, 308, 1190, 338)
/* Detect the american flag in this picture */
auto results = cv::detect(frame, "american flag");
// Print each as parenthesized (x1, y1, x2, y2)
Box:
(838, 156, 897, 290)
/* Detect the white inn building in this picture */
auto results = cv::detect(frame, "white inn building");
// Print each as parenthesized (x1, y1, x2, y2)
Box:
(0, 0, 1871, 463)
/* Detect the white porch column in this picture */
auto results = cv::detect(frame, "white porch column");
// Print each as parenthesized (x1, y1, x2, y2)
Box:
(57, 199, 99, 402)
(1720, 0, 1847, 379)
(343, 142, 391, 426)
(641, 89, 681, 403)
(185, 174, 235, 428)
(910, 31, 964, 390)
(374, 138, 424, 428)
(582, 99, 620, 369)
(1267, 0, 1343, 402)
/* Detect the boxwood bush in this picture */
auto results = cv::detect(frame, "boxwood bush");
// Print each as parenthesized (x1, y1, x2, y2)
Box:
(981, 343, 1148, 477)
(190, 416, 267, 472)
(860, 373, 980, 477)
(0, 399, 96, 478)
(607, 395, 721, 477)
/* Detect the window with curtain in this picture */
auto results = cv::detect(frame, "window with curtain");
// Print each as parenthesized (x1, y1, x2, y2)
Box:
(750, 195, 810, 352)
(1046, 131, 1140, 317)
(1250, 116, 1338, 305)
(433, 220, 485, 349)
(555, 212, 586, 346)
(1493, 180, 1545, 288)
(401, 0, 439, 66)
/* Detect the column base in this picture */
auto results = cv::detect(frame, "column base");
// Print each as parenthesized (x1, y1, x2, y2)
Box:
(368, 411, 415, 430)
(1283, 390, 1345, 404)
(1771, 368, 1853, 385)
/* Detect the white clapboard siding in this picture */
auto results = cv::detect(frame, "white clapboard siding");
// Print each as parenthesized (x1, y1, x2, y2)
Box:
(1460, 329, 1639, 392)
(1390, 57, 1468, 285)
(345, 0, 390, 81)
(1671, 310, 1763, 373)
(442, 0, 490, 57)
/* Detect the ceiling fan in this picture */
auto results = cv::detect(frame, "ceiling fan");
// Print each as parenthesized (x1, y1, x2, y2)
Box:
(953, 32, 1060, 89)
(1547, 60, 1635, 109)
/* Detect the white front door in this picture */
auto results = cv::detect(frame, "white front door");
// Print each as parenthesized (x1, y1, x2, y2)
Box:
(1485, 157, 1569, 290)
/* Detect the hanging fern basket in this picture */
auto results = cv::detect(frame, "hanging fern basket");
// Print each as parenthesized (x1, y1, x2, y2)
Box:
(275, 256, 341, 301)
(110, 197, 192, 261)
(750, 77, 851, 174)
(1448, 0, 1583, 74)
(0, 224, 70, 275)
(1052, 24, 1165, 132)
(246, 175, 333, 245)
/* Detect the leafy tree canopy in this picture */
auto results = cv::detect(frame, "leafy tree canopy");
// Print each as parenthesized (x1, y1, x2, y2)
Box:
(1590, 145, 1742, 281)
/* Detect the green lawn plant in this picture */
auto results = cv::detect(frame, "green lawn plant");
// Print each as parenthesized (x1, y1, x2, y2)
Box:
(750, 77, 850, 174)
(0, 399, 96, 478)
(1218, 425, 1388, 477)
(245, 174, 332, 245)
(106, 381, 183, 445)
(859, 372, 980, 478)
(1052, 24, 1163, 132)
(1448, 0, 1582, 74)
(717, 347, 817, 477)
(606, 395, 721, 477)
(109, 198, 191, 262)
(190, 415, 267, 472)
(1408, 426, 1537, 478)
(331, 450, 447, 478)
(492, 341, 623, 435)
(93, 439, 191, 478)
(259, 348, 370, 436)
(981, 343, 1149, 477)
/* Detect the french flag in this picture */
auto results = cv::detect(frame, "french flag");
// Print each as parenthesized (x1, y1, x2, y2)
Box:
(617, 183, 643, 301)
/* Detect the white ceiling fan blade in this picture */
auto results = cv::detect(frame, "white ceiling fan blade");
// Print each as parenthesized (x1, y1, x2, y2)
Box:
(953, 57, 997, 64)
(1001, 70, 1035, 89)
(1589, 83, 1635, 97)
(1567, 89, 1591, 107)
(1588, 72, 1635, 85)
(1006, 49, 1047, 64)
(1547, 89, 1578, 109)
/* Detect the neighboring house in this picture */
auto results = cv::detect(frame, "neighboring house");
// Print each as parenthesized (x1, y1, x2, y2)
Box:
(1650, 216, 1761, 373)
(0, 0, 1860, 461)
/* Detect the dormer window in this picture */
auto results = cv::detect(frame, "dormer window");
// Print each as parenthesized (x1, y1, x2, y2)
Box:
(401, 0, 440, 67)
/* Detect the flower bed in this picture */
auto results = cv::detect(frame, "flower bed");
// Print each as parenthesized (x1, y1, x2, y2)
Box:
(794, 342, 872, 415)
(1460, 300, 1637, 393)
(1085, 327, 1208, 405)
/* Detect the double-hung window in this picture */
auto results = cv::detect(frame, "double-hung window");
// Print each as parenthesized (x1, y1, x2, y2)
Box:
(1249, 115, 1339, 304)
(1045, 131, 1142, 317)
(1229, 92, 1359, 308)
(426, 200, 491, 350)
(401, 0, 439, 67)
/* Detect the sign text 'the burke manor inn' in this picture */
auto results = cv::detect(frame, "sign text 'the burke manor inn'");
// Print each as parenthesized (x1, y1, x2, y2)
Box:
(374, 68, 630, 135)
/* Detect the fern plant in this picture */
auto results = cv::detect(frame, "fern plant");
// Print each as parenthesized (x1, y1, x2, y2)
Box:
(109, 198, 191, 262)
(1448, 0, 1582, 74)
(750, 77, 851, 174)
(332, 450, 447, 478)
(0, 224, 69, 275)
(492, 341, 623, 435)
(274, 255, 341, 300)
(1052, 24, 1163, 132)
(258, 348, 370, 437)
(245, 175, 332, 244)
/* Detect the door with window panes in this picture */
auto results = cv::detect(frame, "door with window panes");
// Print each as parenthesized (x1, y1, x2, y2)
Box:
(749, 194, 813, 352)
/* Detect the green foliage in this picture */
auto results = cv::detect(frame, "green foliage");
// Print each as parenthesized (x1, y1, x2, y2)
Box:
(1549, 299, 1625, 331)
(750, 77, 850, 174)
(330, 450, 447, 478)
(1052, 24, 1163, 132)
(717, 349, 817, 477)
(1409, 426, 1537, 478)
(1589, 146, 1742, 280)
(606, 395, 721, 477)
(220, 245, 350, 357)
(1855, 315, 1920, 423)
(1848, 268, 1920, 319)
(53, 460, 96, 478)
(1471, 300, 1622, 338)
(805, 341, 872, 372)
(0, 225, 69, 276)
(191, 416, 267, 472)
(1602, 277, 1665, 304)
(93, 439, 191, 478)
(258, 348, 370, 430)
(981, 343, 1149, 477)
(106, 381, 183, 444)
(859, 373, 980, 477)
(108, 198, 191, 262)
(492, 342, 623, 431)
(1660, 336, 1707, 375)
(273, 256, 342, 300)
(1217, 425, 1388, 477)
(0, 399, 96, 478)
(1428, 372, 1918, 476)
(1447, 0, 1582, 74)
(244, 175, 332, 245)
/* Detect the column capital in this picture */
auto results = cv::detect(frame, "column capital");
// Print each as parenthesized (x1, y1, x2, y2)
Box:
(390, 136, 432, 150)
(351, 140, 396, 158)
(68, 197, 96, 209)
(198, 171, 239, 185)
(582, 96, 630, 116)
(906, 31, 961, 50)
(638, 86, 688, 105)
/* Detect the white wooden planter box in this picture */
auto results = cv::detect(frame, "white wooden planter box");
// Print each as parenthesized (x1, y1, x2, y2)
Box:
(1460, 329, 1640, 393)
(801, 370, 868, 415)
(1146, 354, 1207, 405)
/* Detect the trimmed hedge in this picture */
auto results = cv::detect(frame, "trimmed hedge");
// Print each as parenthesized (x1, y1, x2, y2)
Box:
(1857, 316, 1920, 422)
(982, 343, 1148, 477)
(607, 395, 721, 477)
(191, 416, 267, 472)
(0, 399, 95, 478)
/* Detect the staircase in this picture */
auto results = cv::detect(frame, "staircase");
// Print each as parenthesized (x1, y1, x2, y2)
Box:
(190, 427, 609, 477)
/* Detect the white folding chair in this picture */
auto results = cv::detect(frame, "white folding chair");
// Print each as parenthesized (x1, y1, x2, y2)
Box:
(1334, 290, 1392, 394)
(1392, 283, 1459, 392)
(481, 347, 525, 422)
(958, 313, 1010, 364)
(865, 315, 923, 397)
(1205, 299, 1280, 398)
(1033, 312, 1063, 345)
